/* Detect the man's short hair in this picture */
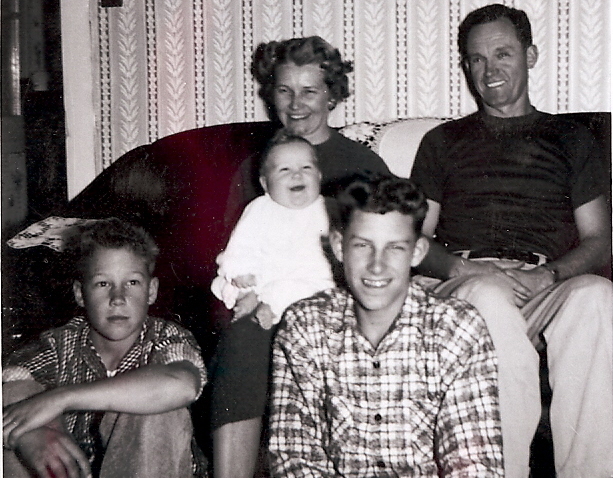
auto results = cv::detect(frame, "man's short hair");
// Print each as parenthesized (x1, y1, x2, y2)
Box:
(259, 129, 320, 176)
(67, 218, 159, 279)
(458, 3, 533, 59)
(330, 175, 428, 235)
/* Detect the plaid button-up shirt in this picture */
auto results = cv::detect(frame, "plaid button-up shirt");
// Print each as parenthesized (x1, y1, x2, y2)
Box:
(269, 282, 503, 477)
(3, 316, 207, 467)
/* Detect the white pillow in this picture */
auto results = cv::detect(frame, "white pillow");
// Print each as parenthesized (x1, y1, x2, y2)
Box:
(340, 118, 446, 178)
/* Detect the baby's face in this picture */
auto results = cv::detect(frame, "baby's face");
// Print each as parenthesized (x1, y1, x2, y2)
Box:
(260, 142, 322, 209)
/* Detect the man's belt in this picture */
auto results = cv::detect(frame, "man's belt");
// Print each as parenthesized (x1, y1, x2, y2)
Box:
(453, 249, 549, 266)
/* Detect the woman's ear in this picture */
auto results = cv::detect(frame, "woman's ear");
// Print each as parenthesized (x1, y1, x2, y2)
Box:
(329, 230, 344, 263)
(259, 175, 268, 192)
(73, 281, 85, 307)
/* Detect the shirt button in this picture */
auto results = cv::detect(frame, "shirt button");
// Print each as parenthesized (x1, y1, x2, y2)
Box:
(376, 460, 385, 468)
(373, 361, 380, 369)
(374, 413, 382, 422)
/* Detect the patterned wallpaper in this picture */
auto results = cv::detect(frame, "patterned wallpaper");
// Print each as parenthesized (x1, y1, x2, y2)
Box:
(91, 0, 611, 170)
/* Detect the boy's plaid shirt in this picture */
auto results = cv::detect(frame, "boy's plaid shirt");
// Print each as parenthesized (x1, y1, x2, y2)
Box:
(269, 283, 504, 477)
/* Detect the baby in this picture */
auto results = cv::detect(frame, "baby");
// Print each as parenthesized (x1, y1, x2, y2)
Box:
(211, 131, 334, 329)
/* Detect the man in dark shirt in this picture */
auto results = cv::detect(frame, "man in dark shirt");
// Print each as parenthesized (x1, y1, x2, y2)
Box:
(411, 4, 612, 478)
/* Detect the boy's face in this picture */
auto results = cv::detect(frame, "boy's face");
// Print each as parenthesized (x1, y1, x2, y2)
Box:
(259, 141, 322, 209)
(331, 210, 428, 325)
(73, 246, 158, 350)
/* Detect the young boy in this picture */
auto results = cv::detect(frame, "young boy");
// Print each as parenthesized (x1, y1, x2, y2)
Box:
(3, 218, 208, 478)
(211, 131, 334, 329)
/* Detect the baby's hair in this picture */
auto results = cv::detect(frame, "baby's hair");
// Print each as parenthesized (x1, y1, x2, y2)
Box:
(330, 175, 428, 235)
(259, 129, 320, 177)
(66, 218, 159, 280)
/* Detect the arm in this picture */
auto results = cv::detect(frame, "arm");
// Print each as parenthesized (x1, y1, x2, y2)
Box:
(435, 307, 504, 477)
(268, 310, 335, 477)
(502, 196, 611, 299)
(3, 380, 91, 478)
(418, 200, 531, 299)
(4, 361, 201, 448)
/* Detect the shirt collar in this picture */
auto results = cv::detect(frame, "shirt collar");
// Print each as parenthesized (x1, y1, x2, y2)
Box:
(332, 281, 428, 336)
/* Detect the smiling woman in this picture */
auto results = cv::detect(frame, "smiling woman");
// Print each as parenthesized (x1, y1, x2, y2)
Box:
(211, 36, 391, 478)
(231, 36, 391, 209)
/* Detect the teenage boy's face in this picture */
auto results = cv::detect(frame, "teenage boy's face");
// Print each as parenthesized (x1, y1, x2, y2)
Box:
(74, 246, 158, 349)
(260, 141, 322, 209)
(331, 210, 428, 325)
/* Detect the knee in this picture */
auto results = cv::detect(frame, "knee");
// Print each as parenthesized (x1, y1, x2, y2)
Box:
(564, 274, 613, 298)
(547, 275, 613, 341)
(562, 275, 613, 321)
(453, 274, 516, 306)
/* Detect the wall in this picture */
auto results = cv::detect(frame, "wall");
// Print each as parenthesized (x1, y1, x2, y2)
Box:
(62, 0, 611, 198)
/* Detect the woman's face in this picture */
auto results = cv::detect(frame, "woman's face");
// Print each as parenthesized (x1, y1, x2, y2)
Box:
(273, 62, 333, 145)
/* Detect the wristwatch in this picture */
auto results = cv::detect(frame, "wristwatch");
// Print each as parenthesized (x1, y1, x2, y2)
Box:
(541, 263, 559, 282)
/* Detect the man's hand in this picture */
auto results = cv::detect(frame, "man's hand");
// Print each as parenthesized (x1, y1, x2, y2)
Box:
(503, 266, 556, 306)
(451, 258, 535, 306)
(11, 426, 91, 478)
(4, 389, 67, 449)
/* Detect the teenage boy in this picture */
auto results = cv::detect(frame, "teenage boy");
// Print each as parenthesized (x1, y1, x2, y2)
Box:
(3, 218, 208, 478)
(268, 176, 504, 477)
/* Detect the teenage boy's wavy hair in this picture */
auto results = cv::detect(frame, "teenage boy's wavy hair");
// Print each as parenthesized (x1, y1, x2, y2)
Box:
(67, 218, 159, 279)
(330, 175, 428, 236)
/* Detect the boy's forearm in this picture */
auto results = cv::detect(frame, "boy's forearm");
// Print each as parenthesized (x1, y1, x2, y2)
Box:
(63, 361, 201, 415)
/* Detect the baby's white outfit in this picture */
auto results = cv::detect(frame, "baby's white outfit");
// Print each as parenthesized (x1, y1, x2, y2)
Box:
(211, 194, 334, 323)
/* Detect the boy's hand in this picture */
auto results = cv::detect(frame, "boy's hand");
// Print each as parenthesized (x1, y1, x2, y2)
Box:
(11, 426, 91, 478)
(231, 274, 257, 289)
(4, 388, 67, 448)
(233, 290, 259, 319)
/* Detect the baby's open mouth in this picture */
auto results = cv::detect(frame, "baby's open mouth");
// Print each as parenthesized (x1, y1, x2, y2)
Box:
(290, 185, 305, 192)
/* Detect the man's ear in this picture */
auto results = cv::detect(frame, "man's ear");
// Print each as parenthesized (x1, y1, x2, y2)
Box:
(410, 236, 430, 268)
(73, 281, 85, 307)
(148, 277, 159, 305)
(329, 230, 344, 263)
(259, 175, 268, 193)
(526, 44, 538, 69)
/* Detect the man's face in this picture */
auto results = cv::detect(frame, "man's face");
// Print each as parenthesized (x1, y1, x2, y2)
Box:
(464, 17, 538, 117)
(331, 210, 428, 325)
(273, 62, 332, 145)
(260, 141, 322, 209)
(74, 246, 158, 351)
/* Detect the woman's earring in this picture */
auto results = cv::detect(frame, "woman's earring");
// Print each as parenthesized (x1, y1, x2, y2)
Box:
(328, 99, 337, 110)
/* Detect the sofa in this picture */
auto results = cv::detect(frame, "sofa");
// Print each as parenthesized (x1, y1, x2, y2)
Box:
(4, 113, 610, 355)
